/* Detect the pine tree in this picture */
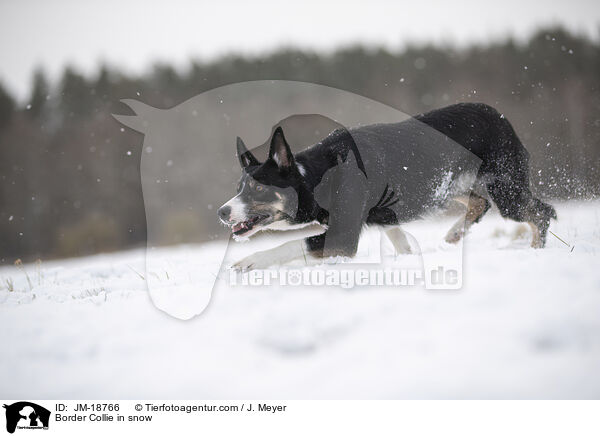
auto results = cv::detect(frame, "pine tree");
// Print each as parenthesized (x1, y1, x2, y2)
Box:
(0, 81, 15, 130)
(27, 68, 50, 119)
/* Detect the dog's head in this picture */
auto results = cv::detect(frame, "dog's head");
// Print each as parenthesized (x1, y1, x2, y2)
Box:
(218, 127, 306, 240)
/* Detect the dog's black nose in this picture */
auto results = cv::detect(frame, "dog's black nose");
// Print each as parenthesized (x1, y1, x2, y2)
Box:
(218, 205, 231, 221)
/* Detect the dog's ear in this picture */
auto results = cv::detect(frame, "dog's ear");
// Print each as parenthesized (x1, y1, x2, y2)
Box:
(236, 136, 260, 169)
(268, 126, 294, 170)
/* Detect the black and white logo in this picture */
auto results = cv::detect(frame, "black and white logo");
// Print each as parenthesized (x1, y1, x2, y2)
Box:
(3, 402, 50, 434)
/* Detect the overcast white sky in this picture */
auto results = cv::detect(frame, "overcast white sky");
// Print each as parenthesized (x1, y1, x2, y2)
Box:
(1, 0, 599, 100)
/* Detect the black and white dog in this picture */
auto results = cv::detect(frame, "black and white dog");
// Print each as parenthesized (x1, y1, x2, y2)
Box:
(218, 103, 556, 271)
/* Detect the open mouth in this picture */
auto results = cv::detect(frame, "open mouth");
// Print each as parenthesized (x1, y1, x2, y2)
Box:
(231, 214, 269, 236)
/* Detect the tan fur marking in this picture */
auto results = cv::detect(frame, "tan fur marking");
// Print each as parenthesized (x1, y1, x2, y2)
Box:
(529, 222, 542, 248)
(445, 195, 489, 244)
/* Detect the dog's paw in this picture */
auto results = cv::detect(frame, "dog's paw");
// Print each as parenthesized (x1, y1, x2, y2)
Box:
(444, 229, 464, 244)
(231, 251, 277, 272)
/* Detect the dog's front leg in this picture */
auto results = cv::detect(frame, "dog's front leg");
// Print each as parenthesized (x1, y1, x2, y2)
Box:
(232, 239, 319, 272)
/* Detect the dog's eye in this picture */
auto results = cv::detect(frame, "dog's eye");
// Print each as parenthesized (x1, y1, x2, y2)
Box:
(255, 185, 263, 192)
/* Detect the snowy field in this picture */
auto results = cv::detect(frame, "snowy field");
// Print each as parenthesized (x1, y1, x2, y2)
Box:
(1, 200, 599, 399)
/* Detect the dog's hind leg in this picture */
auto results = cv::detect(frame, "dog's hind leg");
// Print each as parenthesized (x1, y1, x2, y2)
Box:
(445, 193, 491, 244)
(486, 178, 557, 248)
(524, 197, 557, 248)
(384, 227, 412, 255)
(528, 222, 542, 248)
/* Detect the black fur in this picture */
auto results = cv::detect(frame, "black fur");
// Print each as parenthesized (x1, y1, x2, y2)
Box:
(414, 103, 556, 245)
(222, 103, 556, 256)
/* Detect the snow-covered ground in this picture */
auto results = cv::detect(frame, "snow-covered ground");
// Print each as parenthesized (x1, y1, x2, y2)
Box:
(1, 200, 599, 399)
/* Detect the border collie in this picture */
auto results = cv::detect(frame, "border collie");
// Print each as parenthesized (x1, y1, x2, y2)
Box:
(218, 103, 556, 271)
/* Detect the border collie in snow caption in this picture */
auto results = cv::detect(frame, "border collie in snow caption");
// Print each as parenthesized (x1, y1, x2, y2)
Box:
(218, 103, 556, 271)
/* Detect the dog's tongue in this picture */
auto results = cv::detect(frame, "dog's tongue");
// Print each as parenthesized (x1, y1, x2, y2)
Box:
(232, 222, 245, 233)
